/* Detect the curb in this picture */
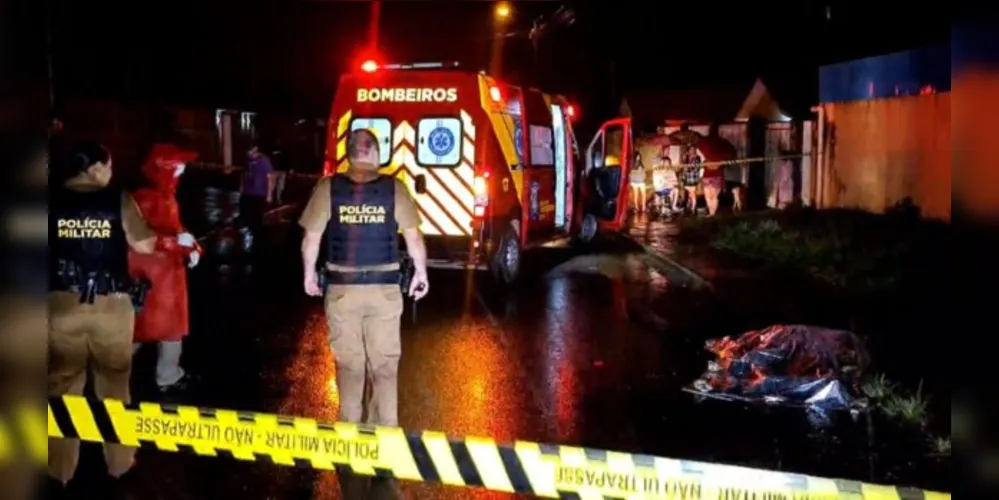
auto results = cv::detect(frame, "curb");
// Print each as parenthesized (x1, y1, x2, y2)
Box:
(622, 235, 714, 291)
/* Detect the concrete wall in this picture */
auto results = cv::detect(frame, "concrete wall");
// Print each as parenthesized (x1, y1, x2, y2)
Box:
(819, 92, 950, 220)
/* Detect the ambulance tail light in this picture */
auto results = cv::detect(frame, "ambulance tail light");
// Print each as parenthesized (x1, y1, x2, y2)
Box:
(323, 159, 333, 176)
(473, 173, 489, 217)
(566, 104, 576, 119)
(489, 86, 501, 103)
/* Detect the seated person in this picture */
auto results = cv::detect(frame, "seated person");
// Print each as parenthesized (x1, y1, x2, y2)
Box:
(652, 157, 679, 213)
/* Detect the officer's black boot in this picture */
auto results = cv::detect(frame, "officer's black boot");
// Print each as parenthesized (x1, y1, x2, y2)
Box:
(40, 475, 67, 500)
(158, 372, 197, 403)
(103, 471, 137, 500)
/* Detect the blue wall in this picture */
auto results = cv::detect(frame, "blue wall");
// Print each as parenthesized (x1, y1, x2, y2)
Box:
(819, 44, 950, 104)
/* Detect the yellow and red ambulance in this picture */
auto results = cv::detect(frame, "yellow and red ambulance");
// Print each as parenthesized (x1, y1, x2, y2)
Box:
(325, 60, 613, 283)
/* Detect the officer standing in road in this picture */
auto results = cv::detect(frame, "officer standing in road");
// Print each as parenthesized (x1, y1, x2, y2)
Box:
(47, 142, 158, 498)
(298, 129, 427, 496)
(299, 128, 428, 424)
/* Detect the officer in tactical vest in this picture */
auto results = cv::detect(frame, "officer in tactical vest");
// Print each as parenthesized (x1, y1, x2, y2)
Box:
(300, 128, 428, 423)
(47, 142, 158, 497)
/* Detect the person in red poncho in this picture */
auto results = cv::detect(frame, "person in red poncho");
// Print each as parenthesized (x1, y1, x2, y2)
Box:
(129, 143, 201, 396)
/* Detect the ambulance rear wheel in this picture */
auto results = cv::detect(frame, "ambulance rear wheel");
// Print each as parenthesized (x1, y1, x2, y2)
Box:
(577, 213, 598, 243)
(492, 224, 520, 285)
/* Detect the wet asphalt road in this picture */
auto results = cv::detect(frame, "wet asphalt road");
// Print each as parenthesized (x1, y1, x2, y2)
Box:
(110, 222, 726, 500)
(62, 180, 945, 498)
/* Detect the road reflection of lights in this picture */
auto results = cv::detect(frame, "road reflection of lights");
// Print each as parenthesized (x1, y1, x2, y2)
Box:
(611, 278, 628, 320)
(461, 266, 477, 318)
(543, 277, 579, 440)
(470, 377, 486, 402)
(648, 267, 670, 292)
(431, 321, 521, 440)
(327, 377, 340, 410)
(278, 314, 338, 422)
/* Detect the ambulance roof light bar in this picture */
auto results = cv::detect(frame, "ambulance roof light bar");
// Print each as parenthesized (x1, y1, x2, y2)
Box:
(374, 61, 461, 71)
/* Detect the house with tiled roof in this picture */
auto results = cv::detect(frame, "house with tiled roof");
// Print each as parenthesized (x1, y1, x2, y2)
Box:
(619, 78, 810, 208)
(620, 77, 792, 131)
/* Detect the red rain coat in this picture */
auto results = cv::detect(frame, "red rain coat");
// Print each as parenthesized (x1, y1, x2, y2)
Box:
(129, 144, 200, 343)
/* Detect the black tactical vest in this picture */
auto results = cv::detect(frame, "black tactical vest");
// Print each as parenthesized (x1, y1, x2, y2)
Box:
(325, 175, 399, 267)
(49, 187, 129, 284)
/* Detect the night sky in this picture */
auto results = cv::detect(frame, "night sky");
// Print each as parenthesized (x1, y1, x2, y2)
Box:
(35, 1, 949, 122)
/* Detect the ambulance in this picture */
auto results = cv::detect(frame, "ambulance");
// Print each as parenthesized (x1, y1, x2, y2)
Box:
(324, 60, 633, 283)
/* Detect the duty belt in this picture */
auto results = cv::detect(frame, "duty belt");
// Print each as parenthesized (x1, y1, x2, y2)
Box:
(52, 259, 148, 307)
(325, 269, 400, 285)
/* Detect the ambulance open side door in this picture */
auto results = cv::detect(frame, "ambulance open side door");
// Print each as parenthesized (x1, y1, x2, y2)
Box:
(575, 118, 632, 242)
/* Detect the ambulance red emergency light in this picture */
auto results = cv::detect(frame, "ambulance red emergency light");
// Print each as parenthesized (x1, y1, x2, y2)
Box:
(324, 60, 635, 283)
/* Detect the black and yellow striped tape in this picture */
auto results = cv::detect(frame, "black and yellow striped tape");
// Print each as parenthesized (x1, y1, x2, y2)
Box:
(3, 396, 954, 499)
(0, 404, 47, 465)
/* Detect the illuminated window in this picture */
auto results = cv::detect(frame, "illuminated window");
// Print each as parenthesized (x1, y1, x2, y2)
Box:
(349, 118, 392, 166)
(417, 117, 462, 167)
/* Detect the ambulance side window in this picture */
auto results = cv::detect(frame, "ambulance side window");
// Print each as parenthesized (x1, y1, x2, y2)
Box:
(350, 118, 392, 166)
(417, 117, 462, 167)
(587, 131, 604, 171)
(604, 127, 623, 167)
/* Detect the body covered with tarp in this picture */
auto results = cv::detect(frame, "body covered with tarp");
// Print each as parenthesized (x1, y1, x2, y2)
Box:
(688, 325, 868, 413)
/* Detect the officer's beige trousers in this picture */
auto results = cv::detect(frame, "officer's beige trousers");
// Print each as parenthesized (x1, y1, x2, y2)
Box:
(324, 284, 403, 427)
(48, 291, 136, 483)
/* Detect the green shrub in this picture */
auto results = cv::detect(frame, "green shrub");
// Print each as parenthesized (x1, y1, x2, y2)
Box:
(862, 374, 931, 428)
(706, 214, 915, 292)
(880, 380, 930, 427)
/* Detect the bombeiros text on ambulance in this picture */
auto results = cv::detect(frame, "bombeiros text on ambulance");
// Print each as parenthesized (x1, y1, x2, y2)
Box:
(356, 88, 458, 103)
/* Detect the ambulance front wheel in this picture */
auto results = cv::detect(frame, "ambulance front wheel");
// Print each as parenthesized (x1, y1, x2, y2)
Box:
(492, 224, 520, 285)
(576, 213, 599, 243)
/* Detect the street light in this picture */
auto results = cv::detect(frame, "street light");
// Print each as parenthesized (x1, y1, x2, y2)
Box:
(495, 2, 510, 20)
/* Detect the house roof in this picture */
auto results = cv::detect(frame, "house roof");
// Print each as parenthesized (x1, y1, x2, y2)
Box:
(620, 78, 792, 129)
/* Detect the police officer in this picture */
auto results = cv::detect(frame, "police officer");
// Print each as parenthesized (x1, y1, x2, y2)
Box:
(47, 142, 158, 497)
(298, 129, 427, 495)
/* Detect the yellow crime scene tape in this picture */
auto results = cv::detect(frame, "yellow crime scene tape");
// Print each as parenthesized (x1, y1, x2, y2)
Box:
(663, 154, 809, 171)
(191, 153, 809, 178)
(0, 396, 952, 499)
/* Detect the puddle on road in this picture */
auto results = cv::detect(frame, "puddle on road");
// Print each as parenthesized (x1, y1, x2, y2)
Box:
(549, 253, 641, 278)
(548, 252, 671, 289)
